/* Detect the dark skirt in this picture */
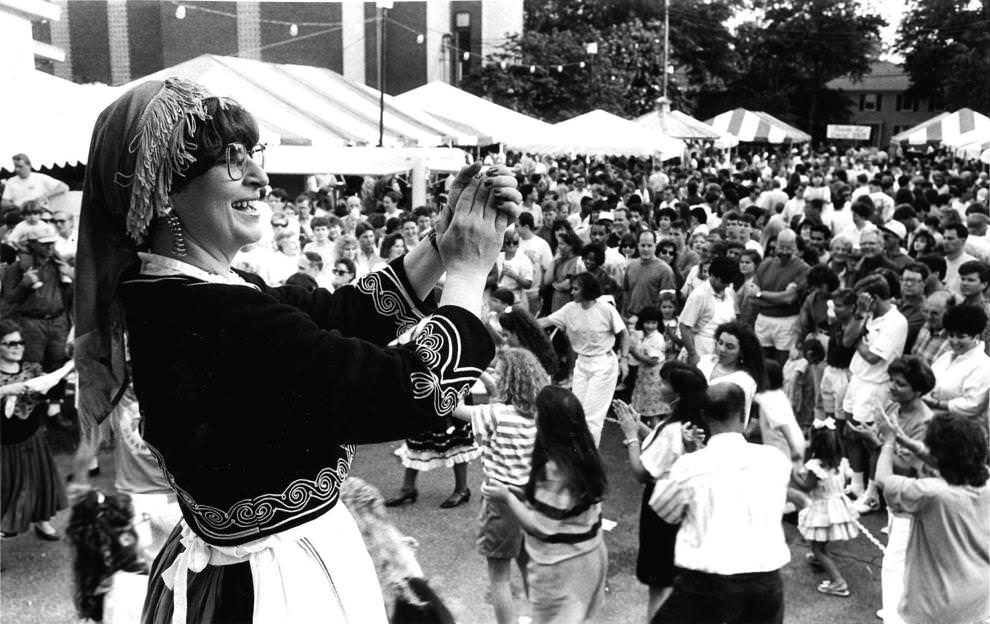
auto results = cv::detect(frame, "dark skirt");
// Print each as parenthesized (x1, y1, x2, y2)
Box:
(398, 417, 480, 471)
(636, 481, 679, 588)
(142, 523, 255, 624)
(1, 428, 67, 534)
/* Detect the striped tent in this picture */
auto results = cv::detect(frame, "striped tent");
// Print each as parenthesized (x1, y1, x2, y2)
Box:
(707, 108, 811, 143)
(891, 108, 990, 146)
(117, 54, 480, 150)
(634, 97, 721, 140)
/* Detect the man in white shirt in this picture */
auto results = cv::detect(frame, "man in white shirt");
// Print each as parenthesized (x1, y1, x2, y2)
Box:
(516, 212, 553, 315)
(943, 223, 976, 298)
(964, 203, 990, 262)
(1, 154, 69, 210)
(842, 274, 908, 512)
(51, 211, 77, 265)
(652, 382, 790, 624)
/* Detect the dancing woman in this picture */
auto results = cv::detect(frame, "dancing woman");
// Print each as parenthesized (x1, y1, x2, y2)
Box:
(74, 78, 520, 623)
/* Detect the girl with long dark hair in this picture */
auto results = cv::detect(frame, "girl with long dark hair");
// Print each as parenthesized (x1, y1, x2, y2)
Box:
(482, 386, 608, 624)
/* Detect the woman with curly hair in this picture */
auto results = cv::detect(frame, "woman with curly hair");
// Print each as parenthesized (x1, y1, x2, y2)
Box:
(498, 307, 558, 378)
(66, 490, 148, 623)
(876, 413, 990, 624)
(450, 348, 550, 624)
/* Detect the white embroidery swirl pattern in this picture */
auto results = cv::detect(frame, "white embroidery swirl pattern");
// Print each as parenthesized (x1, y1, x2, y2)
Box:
(411, 316, 482, 417)
(355, 266, 424, 338)
(148, 444, 356, 542)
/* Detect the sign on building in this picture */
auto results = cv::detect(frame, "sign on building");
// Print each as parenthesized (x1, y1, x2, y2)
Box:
(827, 125, 872, 140)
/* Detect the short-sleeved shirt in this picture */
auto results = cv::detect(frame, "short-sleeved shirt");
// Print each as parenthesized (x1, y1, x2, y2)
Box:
(754, 256, 810, 317)
(622, 257, 676, 316)
(496, 251, 535, 304)
(679, 281, 736, 344)
(467, 402, 537, 488)
(755, 389, 802, 463)
(849, 305, 908, 384)
(1, 172, 65, 207)
(881, 475, 990, 624)
(546, 300, 624, 357)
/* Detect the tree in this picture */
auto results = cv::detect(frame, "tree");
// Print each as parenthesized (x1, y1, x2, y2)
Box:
(720, 0, 885, 140)
(896, 0, 990, 114)
(459, 0, 739, 122)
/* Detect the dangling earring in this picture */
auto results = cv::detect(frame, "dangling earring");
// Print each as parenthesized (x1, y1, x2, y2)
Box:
(165, 210, 187, 257)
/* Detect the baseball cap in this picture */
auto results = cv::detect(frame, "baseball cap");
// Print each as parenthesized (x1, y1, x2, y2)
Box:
(17, 222, 58, 246)
(881, 220, 907, 242)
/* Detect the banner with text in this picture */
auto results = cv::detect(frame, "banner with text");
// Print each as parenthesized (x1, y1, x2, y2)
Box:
(827, 125, 872, 140)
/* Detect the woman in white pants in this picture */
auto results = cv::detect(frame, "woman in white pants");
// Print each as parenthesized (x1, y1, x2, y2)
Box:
(540, 273, 628, 445)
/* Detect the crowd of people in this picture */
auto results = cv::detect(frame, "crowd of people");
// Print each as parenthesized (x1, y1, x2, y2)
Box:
(2, 98, 989, 624)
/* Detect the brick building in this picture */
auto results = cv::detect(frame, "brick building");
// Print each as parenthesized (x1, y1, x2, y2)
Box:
(826, 60, 943, 146)
(32, 1, 521, 94)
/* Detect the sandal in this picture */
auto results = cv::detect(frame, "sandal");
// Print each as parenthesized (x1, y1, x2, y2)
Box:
(817, 580, 850, 597)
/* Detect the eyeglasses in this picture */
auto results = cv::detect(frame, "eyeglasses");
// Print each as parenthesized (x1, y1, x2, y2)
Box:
(223, 142, 266, 181)
(504, 240, 519, 246)
(0, 341, 24, 347)
(332, 269, 352, 276)
(41, 218, 53, 223)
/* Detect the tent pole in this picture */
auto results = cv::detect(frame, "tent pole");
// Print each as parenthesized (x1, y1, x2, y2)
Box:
(378, 6, 387, 147)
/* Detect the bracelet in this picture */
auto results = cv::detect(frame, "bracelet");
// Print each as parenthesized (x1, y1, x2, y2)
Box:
(623, 438, 639, 448)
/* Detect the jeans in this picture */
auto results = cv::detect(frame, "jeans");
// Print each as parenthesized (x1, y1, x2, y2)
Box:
(652, 568, 784, 624)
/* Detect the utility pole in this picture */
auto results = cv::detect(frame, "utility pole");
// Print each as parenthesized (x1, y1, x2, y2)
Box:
(661, 0, 670, 100)
(378, 4, 388, 147)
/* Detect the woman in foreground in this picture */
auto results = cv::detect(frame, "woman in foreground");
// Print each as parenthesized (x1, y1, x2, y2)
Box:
(74, 77, 520, 623)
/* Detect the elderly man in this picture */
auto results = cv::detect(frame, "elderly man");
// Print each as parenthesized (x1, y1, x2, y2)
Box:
(852, 229, 897, 285)
(910, 290, 954, 365)
(51, 211, 77, 266)
(1, 154, 68, 210)
(651, 383, 791, 624)
(752, 229, 810, 364)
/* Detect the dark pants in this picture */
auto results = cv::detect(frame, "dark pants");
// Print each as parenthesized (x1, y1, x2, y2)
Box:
(16, 314, 69, 403)
(652, 568, 783, 624)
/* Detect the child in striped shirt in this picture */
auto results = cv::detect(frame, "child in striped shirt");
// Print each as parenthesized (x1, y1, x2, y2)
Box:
(482, 386, 609, 624)
(451, 348, 549, 624)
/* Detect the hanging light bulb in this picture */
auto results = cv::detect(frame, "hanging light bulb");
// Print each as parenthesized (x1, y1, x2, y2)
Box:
(416, 33, 424, 44)
(579, 61, 586, 69)
(499, 61, 507, 70)
(556, 65, 563, 73)
(174, 4, 186, 19)
(529, 65, 536, 74)
(462, 51, 470, 62)
(289, 23, 299, 37)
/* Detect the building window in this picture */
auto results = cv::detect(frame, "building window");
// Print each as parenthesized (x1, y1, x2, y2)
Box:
(859, 93, 882, 111)
(453, 11, 471, 85)
(897, 95, 920, 112)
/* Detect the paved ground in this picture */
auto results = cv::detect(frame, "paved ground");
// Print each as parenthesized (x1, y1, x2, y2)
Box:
(1, 422, 888, 623)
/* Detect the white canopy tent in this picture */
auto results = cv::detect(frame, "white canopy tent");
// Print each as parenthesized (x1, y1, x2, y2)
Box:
(634, 97, 722, 141)
(265, 146, 470, 176)
(0, 71, 121, 172)
(516, 109, 686, 159)
(394, 81, 556, 149)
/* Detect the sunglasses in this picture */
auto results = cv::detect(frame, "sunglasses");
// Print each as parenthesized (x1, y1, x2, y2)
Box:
(271, 222, 288, 228)
(222, 142, 266, 181)
(1, 341, 24, 347)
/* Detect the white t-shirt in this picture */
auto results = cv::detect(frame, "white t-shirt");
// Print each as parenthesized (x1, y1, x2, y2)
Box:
(1, 172, 66, 207)
(496, 251, 535, 304)
(545, 300, 624, 357)
(849, 305, 908, 384)
(754, 389, 803, 464)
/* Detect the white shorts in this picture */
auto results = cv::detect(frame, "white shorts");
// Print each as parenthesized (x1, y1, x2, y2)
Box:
(755, 314, 799, 351)
(841, 376, 888, 423)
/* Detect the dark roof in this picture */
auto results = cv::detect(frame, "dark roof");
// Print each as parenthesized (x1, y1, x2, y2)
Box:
(826, 61, 911, 92)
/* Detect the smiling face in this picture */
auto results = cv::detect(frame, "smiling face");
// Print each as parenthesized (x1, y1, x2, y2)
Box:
(388, 238, 406, 260)
(887, 372, 917, 405)
(170, 153, 269, 258)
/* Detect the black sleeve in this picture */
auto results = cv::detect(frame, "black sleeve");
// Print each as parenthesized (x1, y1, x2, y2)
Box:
(246, 257, 435, 346)
(215, 286, 493, 445)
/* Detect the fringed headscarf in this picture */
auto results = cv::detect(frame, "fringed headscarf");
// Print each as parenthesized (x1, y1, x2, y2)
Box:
(75, 78, 217, 427)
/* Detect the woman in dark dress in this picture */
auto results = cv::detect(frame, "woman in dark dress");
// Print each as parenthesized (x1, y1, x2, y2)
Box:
(613, 361, 708, 621)
(73, 78, 520, 623)
(0, 319, 66, 540)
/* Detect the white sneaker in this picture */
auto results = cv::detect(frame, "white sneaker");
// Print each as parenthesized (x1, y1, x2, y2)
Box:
(853, 496, 880, 514)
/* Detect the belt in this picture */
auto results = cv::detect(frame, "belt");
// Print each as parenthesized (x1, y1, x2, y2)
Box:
(18, 311, 64, 320)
